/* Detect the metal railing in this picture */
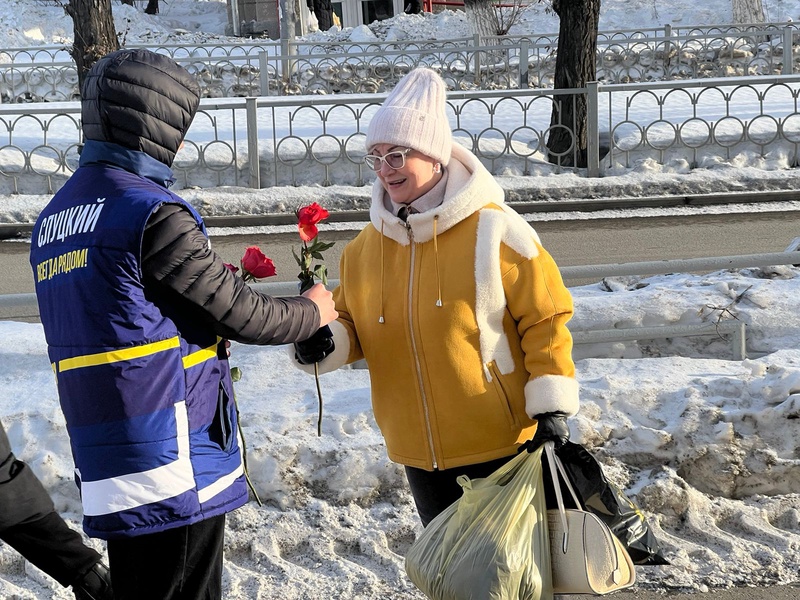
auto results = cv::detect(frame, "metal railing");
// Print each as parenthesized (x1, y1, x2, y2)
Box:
(0, 88, 587, 194)
(3, 21, 800, 100)
(5, 252, 799, 358)
(571, 320, 747, 360)
(4, 74, 800, 194)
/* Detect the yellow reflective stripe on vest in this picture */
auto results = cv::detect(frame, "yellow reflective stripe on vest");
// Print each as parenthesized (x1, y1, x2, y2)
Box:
(182, 341, 218, 370)
(58, 336, 181, 373)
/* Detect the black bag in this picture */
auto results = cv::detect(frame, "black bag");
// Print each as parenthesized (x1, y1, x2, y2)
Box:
(543, 441, 670, 566)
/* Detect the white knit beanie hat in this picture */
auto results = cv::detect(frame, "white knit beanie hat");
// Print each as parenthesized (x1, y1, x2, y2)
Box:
(365, 68, 452, 166)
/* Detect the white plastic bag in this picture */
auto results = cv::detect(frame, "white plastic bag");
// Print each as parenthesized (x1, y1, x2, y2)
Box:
(405, 448, 553, 600)
(307, 10, 319, 32)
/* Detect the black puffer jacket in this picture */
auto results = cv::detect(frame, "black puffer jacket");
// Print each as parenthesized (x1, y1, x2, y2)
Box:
(142, 204, 320, 345)
(308, 0, 334, 31)
(81, 48, 320, 345)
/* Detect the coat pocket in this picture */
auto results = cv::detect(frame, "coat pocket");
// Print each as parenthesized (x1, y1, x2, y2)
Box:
(487, 361, 520, 430)
(209, 384, 233, 452)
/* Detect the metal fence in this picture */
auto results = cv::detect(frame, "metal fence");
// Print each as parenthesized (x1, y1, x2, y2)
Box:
(3, 74, 800, 194)
(6, 251, 799, 364)
(3, 21, 800, 101)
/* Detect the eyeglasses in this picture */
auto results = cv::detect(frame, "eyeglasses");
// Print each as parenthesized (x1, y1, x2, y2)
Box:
(364, 148, 412, 171)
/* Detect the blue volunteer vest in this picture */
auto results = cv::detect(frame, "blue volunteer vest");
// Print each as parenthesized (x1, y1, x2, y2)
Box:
(30, 143, 248, 539)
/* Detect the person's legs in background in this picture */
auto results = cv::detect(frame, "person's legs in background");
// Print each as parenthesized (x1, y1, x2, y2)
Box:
(0, 420, 112, 600)
(1, 512, 112, 600)
(107, 514, 226, 600)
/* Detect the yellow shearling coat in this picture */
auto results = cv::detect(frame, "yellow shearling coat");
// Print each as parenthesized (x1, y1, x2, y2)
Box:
(302, 144, 578, 471)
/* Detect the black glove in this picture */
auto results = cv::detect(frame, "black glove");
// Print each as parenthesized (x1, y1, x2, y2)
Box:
(294, 325, 335, 365)
(519, 412, 570, 453)
(73, 561, 114, 600)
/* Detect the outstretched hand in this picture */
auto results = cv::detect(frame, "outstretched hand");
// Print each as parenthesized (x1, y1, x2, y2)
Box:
(302, 283, 338, 328)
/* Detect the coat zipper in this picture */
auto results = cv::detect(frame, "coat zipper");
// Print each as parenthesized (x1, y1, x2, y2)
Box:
(406, 223, 438, 469)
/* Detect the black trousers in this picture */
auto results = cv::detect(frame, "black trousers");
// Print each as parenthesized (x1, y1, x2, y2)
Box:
(405, 455, 514, 527)
(1, 511, 101, 587)
(107, 514, 226, 600)
(1, 420, 100, 587)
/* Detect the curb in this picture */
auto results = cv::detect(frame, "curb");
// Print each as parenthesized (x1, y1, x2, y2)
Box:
(3, 189, 800, 240)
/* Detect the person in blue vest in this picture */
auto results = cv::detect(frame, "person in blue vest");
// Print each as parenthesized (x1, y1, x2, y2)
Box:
(29, 49, 337, 600)
(1, 419, 113, 599)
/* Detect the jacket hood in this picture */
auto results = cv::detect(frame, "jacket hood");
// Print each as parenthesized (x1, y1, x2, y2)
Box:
(81, 48, 200, 167)
(369, 143, 505, 245)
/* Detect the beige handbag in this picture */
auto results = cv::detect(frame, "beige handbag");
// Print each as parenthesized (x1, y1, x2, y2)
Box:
(544, 442, 637, 595)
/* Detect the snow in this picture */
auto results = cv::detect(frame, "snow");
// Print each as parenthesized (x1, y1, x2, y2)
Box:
(1, 1, 800, 599)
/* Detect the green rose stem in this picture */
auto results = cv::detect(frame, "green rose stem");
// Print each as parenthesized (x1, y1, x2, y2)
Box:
(314, 362, 323, 437)
(227, 247, 276, 506)
(230, 366, 262, 506)
(294, 211, 334, 438)
(298, 249, 326, 438)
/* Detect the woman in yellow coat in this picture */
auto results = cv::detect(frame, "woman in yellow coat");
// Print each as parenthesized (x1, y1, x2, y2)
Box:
(293, 68, 579, 526)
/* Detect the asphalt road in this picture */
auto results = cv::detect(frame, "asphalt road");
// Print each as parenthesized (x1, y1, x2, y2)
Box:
(6, 210, 800, 295)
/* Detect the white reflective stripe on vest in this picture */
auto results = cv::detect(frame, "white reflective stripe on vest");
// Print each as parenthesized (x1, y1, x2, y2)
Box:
(80, 401, 195, 517)
(197, 414, 245, 504)
(197, 462, 243, 504)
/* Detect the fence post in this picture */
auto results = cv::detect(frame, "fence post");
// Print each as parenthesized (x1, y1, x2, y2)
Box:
(280, 42, 296, 81)
(586, 81, 600, 177)
(783, 27, 794, 75)
(518, 40, 530, 88)
(663, 24, 673, 72)
(259, 52, 270, 96)
(473, 34, 481, 86)
(246, 97, 261, 189)
(732, 322, 747, 360)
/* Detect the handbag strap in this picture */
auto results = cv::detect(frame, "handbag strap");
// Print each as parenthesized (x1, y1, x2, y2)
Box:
(545, 442, 622, 576)
(544, 442, 583, 509)
(544, 442, 572, 554)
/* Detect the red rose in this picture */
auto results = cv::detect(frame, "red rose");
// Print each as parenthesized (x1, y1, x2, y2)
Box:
(294, 202, 333, 292)
(292, 202, 333, 436)
(297, 202, 330, 242)
(241, 246, 277, 280)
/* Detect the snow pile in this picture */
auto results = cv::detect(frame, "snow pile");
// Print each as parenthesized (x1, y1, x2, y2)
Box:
(1, 266, 800, 598)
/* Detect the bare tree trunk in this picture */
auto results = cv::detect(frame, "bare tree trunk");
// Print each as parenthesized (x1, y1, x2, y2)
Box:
(464, 0, 506, 81)
(66, 0, 120, 93)
(463, 0, 497, 39)
(732, 0, 765, 23)
(545, 0, 600, 168)
(145, 0, 160, 14)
